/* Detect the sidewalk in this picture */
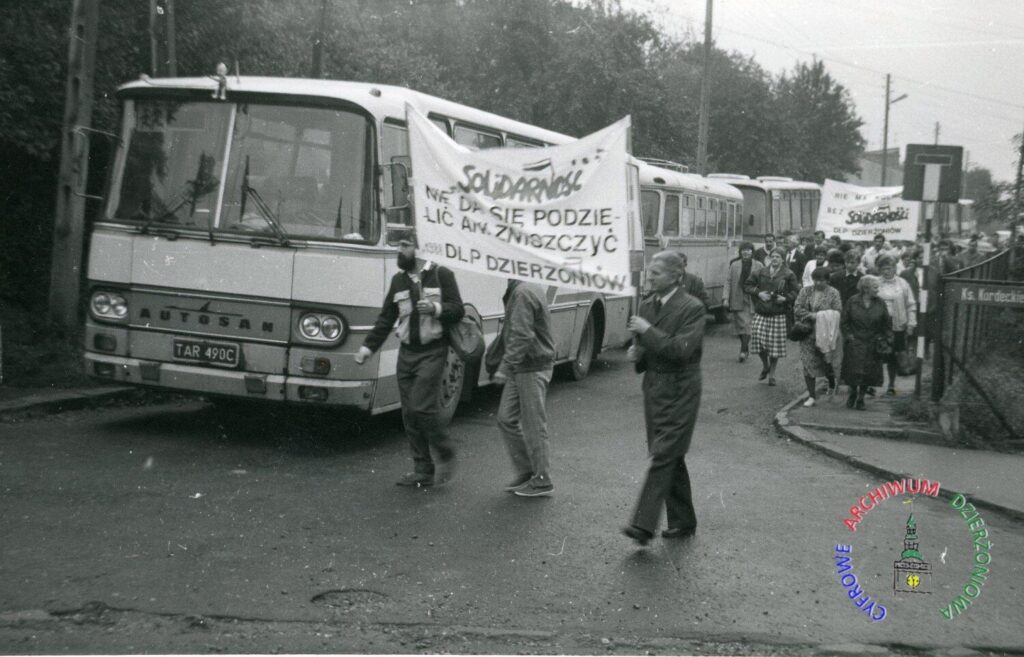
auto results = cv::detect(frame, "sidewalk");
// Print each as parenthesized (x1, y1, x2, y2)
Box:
(0, 384, 136, 420)
(776, 390, 1024, 523)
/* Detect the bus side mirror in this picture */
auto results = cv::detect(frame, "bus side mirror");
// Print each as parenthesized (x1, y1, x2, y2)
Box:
(380, 158, 412, 231)
(381, 158, 411, 208)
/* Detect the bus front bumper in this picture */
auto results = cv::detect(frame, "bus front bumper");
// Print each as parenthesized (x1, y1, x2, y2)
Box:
(84, 352, 375, 409)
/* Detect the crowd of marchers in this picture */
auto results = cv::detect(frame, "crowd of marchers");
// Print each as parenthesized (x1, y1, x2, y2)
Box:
(354, 239, 709, 549)
(722, 229, 1014, 410)
(347, 231, 1013, 550)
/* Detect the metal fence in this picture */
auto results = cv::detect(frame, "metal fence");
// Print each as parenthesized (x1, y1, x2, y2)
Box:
(932, 244, 1024, 440)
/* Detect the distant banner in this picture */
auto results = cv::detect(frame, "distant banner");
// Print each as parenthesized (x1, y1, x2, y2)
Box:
(816, 179, 920, 241)
(407, 104, 633, 294)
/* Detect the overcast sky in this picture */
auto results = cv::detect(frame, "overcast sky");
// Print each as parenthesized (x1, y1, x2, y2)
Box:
(619, 0, 1024, 183)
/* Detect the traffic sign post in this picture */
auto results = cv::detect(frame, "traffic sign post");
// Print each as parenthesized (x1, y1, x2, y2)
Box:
(903, 144, 964, 399)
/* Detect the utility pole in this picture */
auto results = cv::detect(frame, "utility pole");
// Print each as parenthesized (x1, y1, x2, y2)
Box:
(311, 0, 329, 79)
(880, 74, 907, 186)
(149, 0, 177, 77)
(695, 0, 713, 175)
(962, 150, 969, 199)
(881, 75, 891, 185)
(49, 0, 99, 332)
(1016, 122, 1024, 230)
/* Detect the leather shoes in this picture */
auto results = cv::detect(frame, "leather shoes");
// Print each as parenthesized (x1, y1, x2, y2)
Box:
(758, 368, 769, 381)
(622, 525, 653, 546)
(662, 526, 696, 539)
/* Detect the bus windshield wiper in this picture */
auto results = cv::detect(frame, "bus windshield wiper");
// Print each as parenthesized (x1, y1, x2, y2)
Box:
(238, 155, 291, 247)
(140, 154, 218, 236)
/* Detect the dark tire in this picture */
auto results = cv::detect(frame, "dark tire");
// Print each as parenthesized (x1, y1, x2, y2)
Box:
(437, 347, 465, 427)
(565, 311, 596, 381)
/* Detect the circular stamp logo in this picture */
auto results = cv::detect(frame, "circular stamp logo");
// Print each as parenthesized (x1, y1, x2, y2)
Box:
(832, 478, 993, 623)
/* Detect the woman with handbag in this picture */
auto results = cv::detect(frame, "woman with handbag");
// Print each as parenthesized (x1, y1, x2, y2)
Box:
(840, 275, 894, 410)
(875, 255, 917, 395)
(726, 241, 763, 362)
(743, 248, 800, 386)
(793, 267, 843, 407)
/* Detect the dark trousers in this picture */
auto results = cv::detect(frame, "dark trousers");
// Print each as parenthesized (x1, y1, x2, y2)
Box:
(631, 370, 701, 533)
(396, 344, 454, 474)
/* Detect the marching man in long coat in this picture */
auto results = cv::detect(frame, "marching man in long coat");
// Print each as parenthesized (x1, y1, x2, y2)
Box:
(622, 250, 705, 545)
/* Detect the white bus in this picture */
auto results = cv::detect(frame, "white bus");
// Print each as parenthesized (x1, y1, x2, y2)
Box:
(638, 165, 745, 319)
(709, 174, 820, 243)
(84, 73, 642, 423)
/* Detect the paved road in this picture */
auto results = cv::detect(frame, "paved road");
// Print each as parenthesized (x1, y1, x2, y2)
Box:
(1, 325, 1022, 654)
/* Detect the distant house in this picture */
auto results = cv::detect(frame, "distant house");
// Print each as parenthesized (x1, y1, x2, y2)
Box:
(845, 148, 903, 187)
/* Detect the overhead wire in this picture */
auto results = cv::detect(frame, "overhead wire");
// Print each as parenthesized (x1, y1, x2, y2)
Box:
(709, 23, 1024, 111)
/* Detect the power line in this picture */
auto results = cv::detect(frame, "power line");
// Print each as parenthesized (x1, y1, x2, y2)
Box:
(713, 23, 1024, 111)
(813, 0, 1024, 40)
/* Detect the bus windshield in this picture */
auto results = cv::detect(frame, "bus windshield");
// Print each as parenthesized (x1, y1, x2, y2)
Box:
(107, 99, 374, 243)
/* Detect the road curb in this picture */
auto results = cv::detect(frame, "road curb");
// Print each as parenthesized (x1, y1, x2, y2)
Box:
(775, 394, 1024, 524)
(0, 386, 138, 420)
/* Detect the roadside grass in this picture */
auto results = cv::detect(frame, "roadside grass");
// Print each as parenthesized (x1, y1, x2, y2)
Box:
(891, 394, 931, 423)
(0, 297, 89, 388)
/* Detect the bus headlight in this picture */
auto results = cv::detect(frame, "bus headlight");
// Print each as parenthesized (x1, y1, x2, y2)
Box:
(300, 314, 321, 338)
(297, 311, 347, 345)
(90, 291, 129, 323)
(321, 316, 342, 340)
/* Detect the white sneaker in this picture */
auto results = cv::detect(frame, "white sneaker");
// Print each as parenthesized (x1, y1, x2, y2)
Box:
(803, 397, 816, 407)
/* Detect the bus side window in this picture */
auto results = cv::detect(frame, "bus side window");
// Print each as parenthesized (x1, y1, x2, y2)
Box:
(779, 192, 792, 233)
(681, 194, 693, 236)
(695, 196, 707, 236)
(663, 194, 680, 237)
(707, 199, 719, 236)
(718, 202, 727, 237)
(811, 191, 821, 223)
(801, 192, 812, 230)
(771, 194, 781, 234)
(507, 136, 543, 148)
(728, 203, 736, 238)
(429, 116, 450, 136)
(454, 124, 503, 150)
(641, 190, 660, 238)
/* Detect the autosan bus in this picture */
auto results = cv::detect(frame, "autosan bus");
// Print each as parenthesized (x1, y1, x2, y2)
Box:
(84, 73, 642, 423)
(638, 164, 745, 320)
(708, 174, 820, 244)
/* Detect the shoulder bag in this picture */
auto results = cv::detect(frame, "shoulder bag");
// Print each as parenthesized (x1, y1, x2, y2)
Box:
(448, 312, 484, 362)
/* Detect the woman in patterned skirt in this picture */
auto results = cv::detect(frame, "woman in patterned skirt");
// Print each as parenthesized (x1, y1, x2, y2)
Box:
(743, 248, 800, 386)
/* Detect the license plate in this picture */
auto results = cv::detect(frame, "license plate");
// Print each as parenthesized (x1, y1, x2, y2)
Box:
(172, 339, 240, 368)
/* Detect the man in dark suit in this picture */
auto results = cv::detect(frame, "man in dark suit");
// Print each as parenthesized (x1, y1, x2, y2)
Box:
(905, 246, 942, 358)
(622, 250, 705, 545)
(804, 230, 826, 261)
(785, 233, 808, 280)
(829, 250, 862, 307)
(678, 251, 709, 308)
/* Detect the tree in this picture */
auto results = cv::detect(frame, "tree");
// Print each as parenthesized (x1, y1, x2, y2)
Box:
(0, 0, 870, 313)
(962, 166, 993, 202)
(773, 60, 865, 182)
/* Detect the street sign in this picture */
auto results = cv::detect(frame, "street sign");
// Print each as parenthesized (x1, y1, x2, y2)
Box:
(902, 144, 963, 203)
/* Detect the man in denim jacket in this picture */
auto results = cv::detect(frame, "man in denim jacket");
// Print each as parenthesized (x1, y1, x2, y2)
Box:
(356, 239, 464, 487)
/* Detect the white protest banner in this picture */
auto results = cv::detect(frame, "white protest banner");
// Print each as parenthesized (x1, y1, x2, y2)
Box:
(816, 179, 920, 241)
(407, 104, 633, 294)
